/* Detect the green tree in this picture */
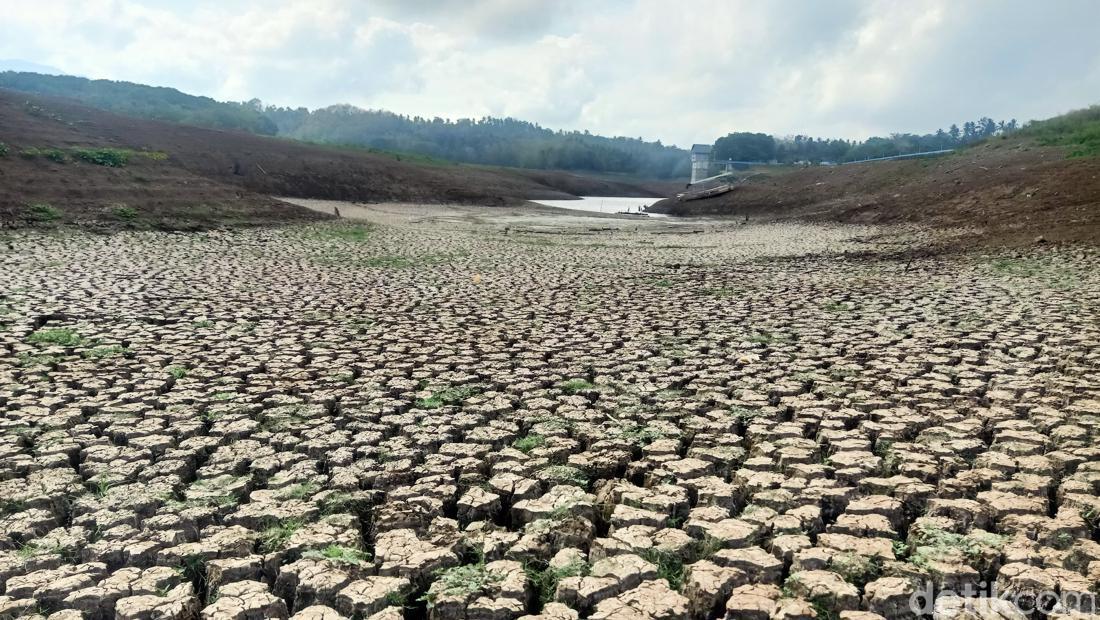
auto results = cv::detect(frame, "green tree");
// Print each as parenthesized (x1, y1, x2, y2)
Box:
(712, 132, 776, 162)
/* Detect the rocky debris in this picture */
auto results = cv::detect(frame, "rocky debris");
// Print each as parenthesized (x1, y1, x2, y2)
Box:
(589, 579, 690, 620)
(711, 547, 783, 584)
(289, 606, 347, 620)
(201, 580, 289, 619)
(115, 583, 200, 620)
(932, 595, 1028, 620)
(863, 577, 919, 620)
(1, 214, 1097, 620)
(557, 554, 658, 611)
(783, 571, 860, 615)
(374, 528, 460, 584)
(724, 584, 781, 620)
(682, 560, 747, 618)
(334, 576, 410, 618)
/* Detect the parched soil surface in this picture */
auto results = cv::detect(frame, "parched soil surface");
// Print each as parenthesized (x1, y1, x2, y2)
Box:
(2, 206, 1099, 620)
(0, 90, 670, 230)
(649, 141, 1100, 246)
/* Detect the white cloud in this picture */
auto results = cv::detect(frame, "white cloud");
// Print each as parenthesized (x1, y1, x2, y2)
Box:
(1, 0, 1098, 146)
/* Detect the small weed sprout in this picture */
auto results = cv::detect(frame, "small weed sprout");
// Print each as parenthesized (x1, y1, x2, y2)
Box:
(641, 548, 687, 591)
(616, 423, 665, 446)
(92, 476, 113, 498)
(112, 205, 138, 220)
(276, 482, 319, 500)
(747, 331, 773, 344)
(525, 559, 589, 609)
(259, 519, 304, 552)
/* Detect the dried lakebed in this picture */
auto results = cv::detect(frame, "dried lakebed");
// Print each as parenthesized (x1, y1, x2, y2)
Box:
(1, 204, 1099, 620)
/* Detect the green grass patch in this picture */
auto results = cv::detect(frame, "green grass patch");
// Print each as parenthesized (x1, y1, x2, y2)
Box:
(82, 345, 127, 359)
(17, 353, 62, 367)
(1019, 105, 1100, 157)
(167, 366, 188, 379)
(16, 540, 65, 560)
(318, 491, 372, 516)
(416, 385, 482, 409)
(71, 147, 132, 167)
(830, 552, 882, 588)
(614, 423, 665, 445)
(27, 328, 83, 346)
(990, 257, 1044, 277)
(513, 434, 547, 453)
(539, 465, 588, 487)
(424, 562, 503, 607)
(641, 548, 687, 591)
(259, 519, 304, 552)
(907, 525, 1006, 574)
(22, 147, 69, 163)
(558, 378, 595, 394)
(731, 406, 766, 425)
(987, 257, 1082, 289)
(27, 203, 61, 222)
(525, 559, 589, 609)
(302, 544, 371, 566)
(747, 331, 773, 344)
(275, 482, 319, 500)
(112, 205, 138, 220)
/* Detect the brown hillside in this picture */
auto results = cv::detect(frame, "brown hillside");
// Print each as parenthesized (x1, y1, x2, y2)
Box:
(0, 90, 666, 229)
(649, 140, 1100, 245)
(0, 93, 328, 229)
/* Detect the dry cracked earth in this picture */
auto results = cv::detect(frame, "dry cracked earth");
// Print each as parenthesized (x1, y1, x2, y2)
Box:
(1, 201, 1099, 620)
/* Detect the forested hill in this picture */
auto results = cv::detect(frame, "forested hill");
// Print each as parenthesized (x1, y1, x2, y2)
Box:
(269, 104, 688, 179)
(0, 72, 277, 135)
(0, 71, 689, 179)
(712, 117, 1021, 165)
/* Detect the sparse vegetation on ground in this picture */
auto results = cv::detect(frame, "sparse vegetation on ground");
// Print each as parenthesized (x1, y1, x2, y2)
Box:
(1019, 104, 1100, 157)
(0, 205, 1096, 619)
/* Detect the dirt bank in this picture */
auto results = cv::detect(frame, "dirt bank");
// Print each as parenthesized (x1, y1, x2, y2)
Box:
(649, 140, 1100, 245)
(0, 90, 670, 229)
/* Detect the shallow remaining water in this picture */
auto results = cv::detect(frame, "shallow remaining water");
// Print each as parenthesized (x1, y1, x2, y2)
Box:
(529, 196, 665, 216)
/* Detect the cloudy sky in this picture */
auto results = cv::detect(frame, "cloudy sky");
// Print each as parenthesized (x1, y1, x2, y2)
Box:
(3, 0, 1099, 146)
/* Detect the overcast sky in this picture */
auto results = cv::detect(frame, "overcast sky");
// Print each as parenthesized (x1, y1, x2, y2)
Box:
(3, 0, 1099, 147)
